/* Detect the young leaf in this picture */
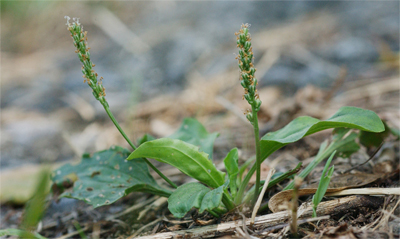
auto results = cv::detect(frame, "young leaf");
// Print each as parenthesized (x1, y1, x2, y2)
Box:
(260, 106, 384, 161)
(199, 182, 228, 214)
(127, 138, 225, 188)
(167, 182, 211, 218)
(52, 146, 172, 208)
(137, 134, 156, 146)
(284, 131, 357, 190)
(168, 118, 219, 159)
(223, 148, 239, 198)
(332, 128, 360, 158)
(312, 151, 336, 217)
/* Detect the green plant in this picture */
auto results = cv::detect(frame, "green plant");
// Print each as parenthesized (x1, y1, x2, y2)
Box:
(52, 19, 385, 219)
(0, 170, 50, 239)
(312, 151, 335, 217)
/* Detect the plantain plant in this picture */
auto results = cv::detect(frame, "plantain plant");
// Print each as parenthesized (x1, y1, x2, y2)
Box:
(52, 19, 385, 218)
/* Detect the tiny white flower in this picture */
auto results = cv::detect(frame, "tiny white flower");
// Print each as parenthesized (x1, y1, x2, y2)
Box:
(64, 16, 71, 26)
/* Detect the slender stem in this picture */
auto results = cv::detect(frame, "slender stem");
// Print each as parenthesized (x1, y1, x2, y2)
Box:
(208, 210, 220, 218)
(101, 102, 178, 189)
(235, 164, 256, 205)
(102, 102, 137, 150)
(145, 159, 178, 188)
(251, 105, 262, 206)
(222, 192, 235, 211)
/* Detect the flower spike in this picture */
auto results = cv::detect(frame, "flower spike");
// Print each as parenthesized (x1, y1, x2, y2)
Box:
(66, 16, 107, 106)
(236, 24, 262, 122)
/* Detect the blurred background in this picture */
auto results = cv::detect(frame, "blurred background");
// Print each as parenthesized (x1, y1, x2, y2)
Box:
(1, 1, 399, 204)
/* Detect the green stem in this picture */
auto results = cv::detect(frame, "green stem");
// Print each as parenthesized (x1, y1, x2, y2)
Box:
(251, 105, 262, 206)
(102, 102, 137, 150)
(235, 163, 255, 205)
(208, 210, 220, 218)
(222, 192, 235, 211)
(101, 102, 178, 189)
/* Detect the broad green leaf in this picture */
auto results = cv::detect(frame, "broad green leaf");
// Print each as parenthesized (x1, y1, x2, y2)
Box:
(199, 183, 226, 214)
(168, 182, 211, 218)
(223, 148, 239, 197)
(260, 107, 384, 161)
(0, 229, 47, 239)
(237, 107, 384, 204)
(169, 118, 219, 159)
(52, 146, 171, 208)
(127, 138, 225, 188)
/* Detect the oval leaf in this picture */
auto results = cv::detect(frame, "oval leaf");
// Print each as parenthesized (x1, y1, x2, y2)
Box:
(168, 118, 219, 159)
(127, 138, 225, 188)
(168, 182, 211, 218)
(260, 106, 384, 161)
(52, 146, 171, 208)
(199, 183, 226, 214)
(223, 148, 239, 197)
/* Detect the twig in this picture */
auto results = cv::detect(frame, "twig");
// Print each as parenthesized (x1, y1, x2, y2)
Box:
(128, 218, 163, 238)
(372, 198, 400, 231)
(134, 196, 369, 239)
(259, 215, 330, 234)
(341, 142, 383, 174)
(56, 225, 90, 239)
(137, 197, 168, 221)
(106, 196, 158, 220)
(251, 168, 275, 224)
(290, 177, 303, 237)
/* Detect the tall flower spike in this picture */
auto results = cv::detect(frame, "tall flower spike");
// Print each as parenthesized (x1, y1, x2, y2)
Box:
(236, 24, 262, 123)
(66, 16, 108, 106)
(236, 24, 263, 205)
(64, 17, 178, 189)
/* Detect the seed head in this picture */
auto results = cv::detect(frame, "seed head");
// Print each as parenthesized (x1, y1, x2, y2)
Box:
(236, 24, 262, 121)
(65, 16, 107, 105)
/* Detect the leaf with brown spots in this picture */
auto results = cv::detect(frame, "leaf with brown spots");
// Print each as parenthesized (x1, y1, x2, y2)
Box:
(51, 146, 172, 208)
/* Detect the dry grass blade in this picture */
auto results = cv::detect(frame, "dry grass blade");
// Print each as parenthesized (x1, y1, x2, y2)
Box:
(128, 218, 163, 239)
(93, 7, 151, 54)
(372, 198, 400, 232)
(106, 196, 158, 220)
(56, 225, 90, 239)
(334, 77, 399, 102)
(251, 168, 275, 224)
(326, 188, 400, 197)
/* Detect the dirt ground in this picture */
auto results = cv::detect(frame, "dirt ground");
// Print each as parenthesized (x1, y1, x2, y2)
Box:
(1, 2, 399, 238)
